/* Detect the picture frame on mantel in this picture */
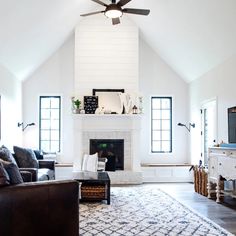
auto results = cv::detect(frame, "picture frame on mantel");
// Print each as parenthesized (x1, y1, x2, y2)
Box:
(92, 89, 125, 114)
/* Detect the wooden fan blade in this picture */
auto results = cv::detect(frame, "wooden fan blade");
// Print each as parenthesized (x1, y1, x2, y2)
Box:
(123, 8, 150, 15)
(117, 0, 132, 7)
(112, 17, 120, 25)
(91, 0, 107, 7)
(80, 11, 104, 17)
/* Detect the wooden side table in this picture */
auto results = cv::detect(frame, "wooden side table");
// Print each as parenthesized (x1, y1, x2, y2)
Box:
(72, 171, 110, 205)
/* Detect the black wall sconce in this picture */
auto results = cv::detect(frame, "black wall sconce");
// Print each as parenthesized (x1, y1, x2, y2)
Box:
(18, 122, 35, 131)
(177, 122, 195, 132)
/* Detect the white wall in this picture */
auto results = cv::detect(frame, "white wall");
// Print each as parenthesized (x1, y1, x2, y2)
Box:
(23, 24, 189, 165)
(22, 36, 74, 162)
(189, 54, 236, 164)
(0, 65, 22, 149)
(74, 16, 139, 98)
(139, 40, 189, 164)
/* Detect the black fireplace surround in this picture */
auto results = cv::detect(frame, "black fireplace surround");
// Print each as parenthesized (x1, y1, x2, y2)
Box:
(90, 139, 124, 171)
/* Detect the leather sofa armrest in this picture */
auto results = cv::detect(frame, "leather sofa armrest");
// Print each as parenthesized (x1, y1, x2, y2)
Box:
(20, 170, 32, 182)
(0, 180, 79, 236)
(19, 168, 38, 182)
(39, 160, 55, 170)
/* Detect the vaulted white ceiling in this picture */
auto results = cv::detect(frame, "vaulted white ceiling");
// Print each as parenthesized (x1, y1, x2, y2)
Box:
(0, 0, 236, 82)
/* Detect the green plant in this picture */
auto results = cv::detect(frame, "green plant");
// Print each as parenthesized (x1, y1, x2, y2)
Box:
(73, 99, 81, 109)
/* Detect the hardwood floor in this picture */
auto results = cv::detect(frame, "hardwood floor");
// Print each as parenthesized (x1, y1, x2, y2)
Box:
(147, 183, 236, 235)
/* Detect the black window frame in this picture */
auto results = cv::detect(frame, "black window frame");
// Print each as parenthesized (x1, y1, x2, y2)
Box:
(151, 96, 172, 153)
(39, 96, 61, 153)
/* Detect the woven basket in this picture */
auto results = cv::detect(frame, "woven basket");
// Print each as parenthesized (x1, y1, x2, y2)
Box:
(194, 166, 208, 196)
(81, 185, 106, 199)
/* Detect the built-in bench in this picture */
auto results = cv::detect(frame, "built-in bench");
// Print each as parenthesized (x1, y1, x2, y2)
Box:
(55, 163, 142, 185)
(141, 163, 193, 183)
(55, 163, 74, 180)
(55, 163, 193, 183)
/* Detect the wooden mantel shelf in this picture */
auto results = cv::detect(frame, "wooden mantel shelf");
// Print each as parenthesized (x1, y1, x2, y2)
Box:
(72, 114, 142, 117)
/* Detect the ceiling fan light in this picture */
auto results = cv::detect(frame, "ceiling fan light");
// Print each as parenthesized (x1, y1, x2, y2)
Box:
(104, 4, 123, 18)
(105, 9, 122, 18)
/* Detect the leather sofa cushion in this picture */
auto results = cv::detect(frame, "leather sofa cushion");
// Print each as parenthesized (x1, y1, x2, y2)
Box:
(13, 146, 39, 168)
(20, 171, 33, 182)
(38, 168, 54, 181)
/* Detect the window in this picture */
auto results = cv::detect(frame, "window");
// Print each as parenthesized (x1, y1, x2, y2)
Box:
(39, 96, 61, 152)
(151, 97, 172, 153)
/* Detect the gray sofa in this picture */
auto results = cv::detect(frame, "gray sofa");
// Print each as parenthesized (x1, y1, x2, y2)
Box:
(12, 146, 55, 181)
(18, 159, 55, 181)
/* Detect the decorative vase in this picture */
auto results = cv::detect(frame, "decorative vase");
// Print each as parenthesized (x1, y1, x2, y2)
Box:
(74, 108, 80, 114)
(118, 92, 132, 114)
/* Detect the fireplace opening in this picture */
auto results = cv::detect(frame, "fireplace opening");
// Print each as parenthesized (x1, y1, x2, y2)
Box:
(90, 139, 124, 171)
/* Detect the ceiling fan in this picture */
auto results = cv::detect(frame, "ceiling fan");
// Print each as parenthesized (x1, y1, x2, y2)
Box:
(80, 0, 150, 25)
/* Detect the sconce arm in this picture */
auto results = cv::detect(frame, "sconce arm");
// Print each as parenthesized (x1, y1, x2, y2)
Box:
(177, 122, 195, 132)
(18, 122, 35, 131)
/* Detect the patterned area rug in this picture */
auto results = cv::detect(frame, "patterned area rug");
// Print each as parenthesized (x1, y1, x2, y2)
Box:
(80, 185, 233, 236)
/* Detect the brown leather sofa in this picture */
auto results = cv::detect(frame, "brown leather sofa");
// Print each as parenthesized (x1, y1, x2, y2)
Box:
(0, 180, 79, 236)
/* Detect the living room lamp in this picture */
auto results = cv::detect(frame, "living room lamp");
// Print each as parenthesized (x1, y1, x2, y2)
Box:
(18, 122, 35, 131)
(177, 122, 195, 132)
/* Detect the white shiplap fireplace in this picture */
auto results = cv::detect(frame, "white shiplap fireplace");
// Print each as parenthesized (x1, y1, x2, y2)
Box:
(73, 16, 141, 184)
(73, 115, 142, 184)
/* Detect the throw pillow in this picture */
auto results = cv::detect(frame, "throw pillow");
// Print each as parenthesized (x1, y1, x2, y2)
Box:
(82, 153, 98, 172)
(34, 150, 44, 160)
(0, 162, 10, 186)
(13, 146, 39, 168)
(97, 158, 107, 171)
(0, 159, 23, 184)
(0, 145, 18, 166)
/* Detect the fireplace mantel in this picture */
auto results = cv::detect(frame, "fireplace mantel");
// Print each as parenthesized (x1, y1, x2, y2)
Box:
(73, 113, 142, 132)
(72, 114, 142, 118)
(73, 112, 142, 184)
